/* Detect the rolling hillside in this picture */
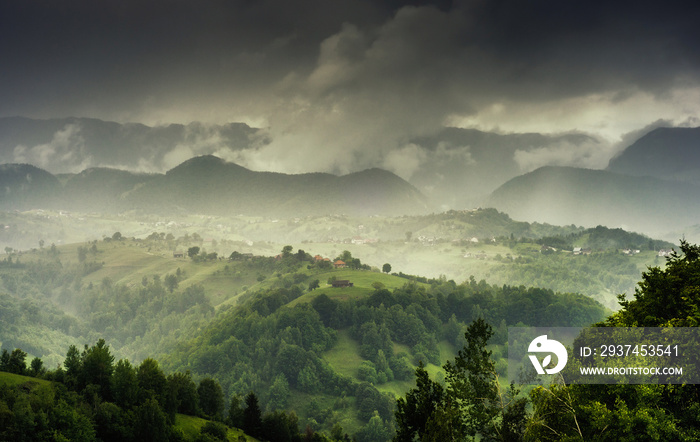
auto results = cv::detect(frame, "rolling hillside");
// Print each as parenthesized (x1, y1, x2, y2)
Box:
(0, 234, 614, 435)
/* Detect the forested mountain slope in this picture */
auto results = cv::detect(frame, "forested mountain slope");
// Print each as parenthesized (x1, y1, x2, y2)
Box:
(487, 165, 700, 236)
(0, 155, 432, 217)
(607, 126, 700, 184)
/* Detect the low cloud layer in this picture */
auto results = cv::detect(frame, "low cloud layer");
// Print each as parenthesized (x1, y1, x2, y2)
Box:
(12, 124, 92, 173)
(513, 139, 611, 173)
(2, 0, 700, 195)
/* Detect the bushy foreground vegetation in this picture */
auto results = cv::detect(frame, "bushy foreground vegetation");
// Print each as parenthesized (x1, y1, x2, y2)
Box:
(393, 240, 700, 441)
(0, 338, 325, 441)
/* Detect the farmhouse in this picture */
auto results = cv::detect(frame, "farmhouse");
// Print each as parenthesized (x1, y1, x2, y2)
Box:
(331, 280, 354, 288)
(173, 252, 184, 258)
(333, 260, 346, 268)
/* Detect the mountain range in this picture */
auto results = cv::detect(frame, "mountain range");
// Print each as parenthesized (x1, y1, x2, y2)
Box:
(2, 117, 700, 239)
(487, 166, 700, 237)
(0, 155, 431, 217)
(606, 126, 700, 185)
(0, 116, 604, 208)
(486, 126, 700, 239)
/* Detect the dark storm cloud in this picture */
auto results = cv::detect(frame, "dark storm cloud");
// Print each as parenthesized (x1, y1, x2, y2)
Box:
(454, 0, 700, 99)
(3, 0, 698, 114)
(0, 0, 434, 120)
(1, 0, 700, 179)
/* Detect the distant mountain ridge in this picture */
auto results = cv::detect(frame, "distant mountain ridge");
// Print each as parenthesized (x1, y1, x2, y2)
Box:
(0, 155, 432, 217)
(0, 116, 605, 209)
(0, 163, 62, 209)
(487, 165, 700, 237)
(607, 126, 700, 184)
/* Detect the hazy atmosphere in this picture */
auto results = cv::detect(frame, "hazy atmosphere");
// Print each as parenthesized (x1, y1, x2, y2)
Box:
(4, 2, 700, 441)
(2, 0, 700, 179)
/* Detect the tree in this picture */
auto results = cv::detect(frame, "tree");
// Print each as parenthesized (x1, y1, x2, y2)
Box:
(167, 371, 199, 416)
(3, 348, 27, 375)
(137, 358, 167, 405)
(0, 349, 9, 371)
(311, 294, 338, 327)
(357, 411, 392, 442)
(164, 274, 178, 293)
(80, 339, 115, 400)
(261, 411, 300, 442)
(394, 319, 527, 441)
(613, 240, 700, 327)
(297, 365, 320, 393)
(95, 401, 133, 441)
(528, 240, 700, 440)
(113, 359, 139, 409)
(133, 397, 169, 442)
(443, 318, 527, 440)
(64, 344, 82, 388)
(198, 378, 225, 420)
(383, 263, 392, 274)
(268, 374, 291, 411)
(29, 357, 44, 377)
(331, 423, 350, 442)
(227, 395, 244, 429)
(394, 362, 445, 441)
(188, 246, 201, 258)
(77, 246, 88, 262)
(243, 391, 263, 438)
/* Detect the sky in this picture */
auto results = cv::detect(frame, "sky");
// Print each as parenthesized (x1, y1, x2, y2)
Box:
(2, 0, 700, 177)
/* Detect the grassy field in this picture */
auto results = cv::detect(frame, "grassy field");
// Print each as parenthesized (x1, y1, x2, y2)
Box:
(174, 414, 257, 442)
(288, 268, 429, 307)
(0, 371, 52, 388)
(53, 241, 261, 308)
(322, 329, 458, 400)
(323, 329, 367, 379)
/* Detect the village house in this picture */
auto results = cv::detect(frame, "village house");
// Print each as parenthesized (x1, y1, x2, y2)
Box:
(333, 260, 346, 268)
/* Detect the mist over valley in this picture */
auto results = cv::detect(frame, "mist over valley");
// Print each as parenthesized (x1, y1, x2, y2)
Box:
(3, 0, 700, 440)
